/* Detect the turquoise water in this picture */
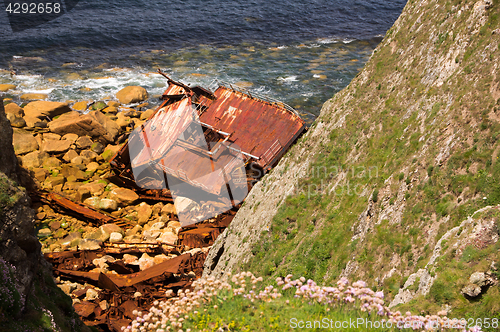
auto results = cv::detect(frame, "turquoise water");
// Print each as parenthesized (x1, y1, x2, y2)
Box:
(0, 37, 377, 123)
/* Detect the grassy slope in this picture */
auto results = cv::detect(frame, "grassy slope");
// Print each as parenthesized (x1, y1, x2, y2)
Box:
(242, 0, 500, 320)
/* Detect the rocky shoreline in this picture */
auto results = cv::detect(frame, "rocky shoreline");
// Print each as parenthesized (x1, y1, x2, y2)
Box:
(2, 84, 219, 329)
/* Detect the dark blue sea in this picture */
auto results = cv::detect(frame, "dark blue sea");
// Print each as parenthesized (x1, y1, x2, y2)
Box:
(0, 0, 406, 119)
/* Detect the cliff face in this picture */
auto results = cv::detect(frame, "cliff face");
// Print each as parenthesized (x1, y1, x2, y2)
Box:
(0, 100, 89, 331)
(204, 0, 500, 316)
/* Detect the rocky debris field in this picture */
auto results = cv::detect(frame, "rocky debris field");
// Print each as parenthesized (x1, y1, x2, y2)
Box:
(2, 86, 229, 330)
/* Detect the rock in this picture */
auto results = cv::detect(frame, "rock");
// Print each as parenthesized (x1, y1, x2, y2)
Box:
(125, 225, 141, 237)
(110, 188, 139, 207)
(84, 288, 99, 301)
(61, 133, 79, 143)
(0, 103, 19, 179)
(469, 272, 488, 287)
(153, 254, 169, 265)
(37, 228, 52, 237)
(61, 164, 88, 181)
(0, 84, 16, 92)
(4, 103, 24, 117)
(33, 168, 48, 182)
(167, 220, 182, 234)
(91, 142, 104, 154)
(84, 229, 109, 242)
(42, 156, 61, 168)
(48, 220, 61, 231)
(63, 149, 79, 162)
(174, 196, 200, 215)
(143, 230, 161, 241)
(44, 176, 66, 188)
(109, 232, 123, 242)
(9, 116, 26, 128)
(115, 113, 131, 128)
(76, 136, 93, 149)
(41, 140, 72, 154)
(59, 232, 82, 247)
(83, 197, 101, 209)
(23, 101, 71, 119)
(140, 109, 155, 120)
(99, 300, 108, 311)
(158, 230, 177, 244)
(20, 93, 48, 101)
(161, 204, 177, 216)
(116, 86, 149, 104)
(101, 144, 121, 161)
(71, 156, 84, 165)
(462, 284, 482, 297)
(100, 224, 124, 236)
(21, 151, 45, 169)
(107, 101, 120, 107)
(89, 101, 107, 111)
(150, 221, 165, 231)
(12, 129, 39, 155)
(136, 202, 153, 226)
(58, 283, 76, 296)
(138, 253, 154, 271)
(99, 198, 118, 211)
(123, 254, 138, 265)
(72, 101, 89, 112)
(80, 149, 99, 161)
(102, 106, 118, 114)
(48, 111, 120, 143)
(43, 133, 61, 141)
(86, 162, 99, 173)
(79, 182, 106, 197)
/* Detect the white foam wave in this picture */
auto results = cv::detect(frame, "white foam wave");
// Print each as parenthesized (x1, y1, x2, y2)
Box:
(278, 76, 298, 82)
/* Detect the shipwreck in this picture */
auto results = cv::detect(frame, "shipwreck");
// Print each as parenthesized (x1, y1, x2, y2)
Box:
(109, 70, 307, 227)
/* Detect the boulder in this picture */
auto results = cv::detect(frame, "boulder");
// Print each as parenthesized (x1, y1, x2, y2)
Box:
(4, 103, 24, 117)
(23, 101, 71, 119)
(9, 116, 26, 128)
(76, 136, 93, 149)
(161, 203, 177, 216)
(158, 230, 177, 244)
(109, 232, 123, 243)
(23, 116, 46, 128)
(86, 162, 99, 173)
(99, 198, 118, 211)
(462, 284, 482, 297)
(116, 86, 149, 104)
(89, 101, 107, 111)
(100, 224, 124, 236)
(110, 188, 139, 206)
(42, 133, 61, 141)
(47, 110, 120, 143)
(140, 109, 155, 120)
(20, 93, 48, 101)
(63, 150, 79, 162)
(21, 151, 45, 169)
(60, 164, 88, 181)
(12, 129, 39, 155)
(0, 84, 16, 92)
(80, 149, 99, 161)
(71, 101, 89, 112)
(61, 133, 79, 143)
(41, 139, 72, 154)
(101, 144, 121, 161)
(136, 202, 153, 226)
(41, 156, 61, 168)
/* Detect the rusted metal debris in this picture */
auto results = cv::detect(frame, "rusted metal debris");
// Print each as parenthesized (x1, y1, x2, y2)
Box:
(45, 244, 207, 331)
(31, 189, 133, 228)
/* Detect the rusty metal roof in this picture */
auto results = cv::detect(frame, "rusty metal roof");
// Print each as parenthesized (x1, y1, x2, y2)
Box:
(111, 75, 306, 201)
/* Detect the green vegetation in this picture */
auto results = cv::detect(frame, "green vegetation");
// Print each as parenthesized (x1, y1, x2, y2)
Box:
(239, 0, 500, 323)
